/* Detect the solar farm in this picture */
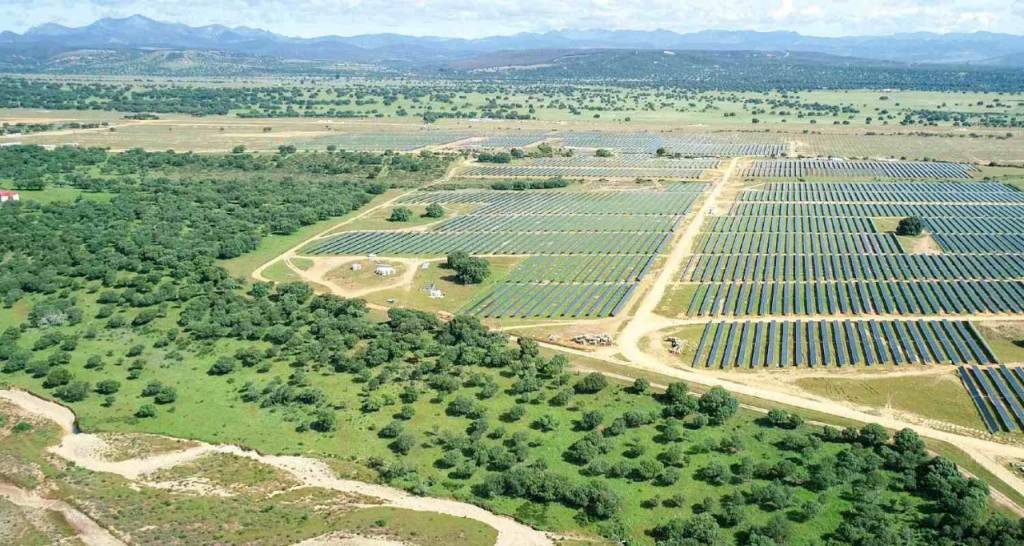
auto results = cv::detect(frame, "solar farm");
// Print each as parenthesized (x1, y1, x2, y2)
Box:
(460, 156, 720, 179)
(641, 154, 1024, 434)
(303, 183, 707, 320)
(284, 128, 1024, 436)
(740, 158, 979, 179)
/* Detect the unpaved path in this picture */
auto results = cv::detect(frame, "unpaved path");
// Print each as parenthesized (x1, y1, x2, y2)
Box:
(0, 483, 128, 546)
(0, 389, 552, 546)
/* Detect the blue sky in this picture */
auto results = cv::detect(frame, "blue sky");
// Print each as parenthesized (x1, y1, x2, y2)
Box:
(2, 0, 1023, 38)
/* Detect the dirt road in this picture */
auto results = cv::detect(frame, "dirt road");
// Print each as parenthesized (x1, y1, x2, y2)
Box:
(0, 389, 553, 546)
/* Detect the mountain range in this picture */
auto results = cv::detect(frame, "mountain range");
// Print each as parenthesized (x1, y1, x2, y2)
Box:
(2, 14, 1024, 67)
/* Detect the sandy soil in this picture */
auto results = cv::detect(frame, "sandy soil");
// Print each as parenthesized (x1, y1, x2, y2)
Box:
(0, 389, 552, 546)
(0, 484, 127, 546)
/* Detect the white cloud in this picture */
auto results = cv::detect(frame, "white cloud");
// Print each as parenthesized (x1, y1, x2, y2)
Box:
(0, 0, 1022, 38)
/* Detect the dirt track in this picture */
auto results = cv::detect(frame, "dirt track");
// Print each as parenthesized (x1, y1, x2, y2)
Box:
(0, 389, 552, 546)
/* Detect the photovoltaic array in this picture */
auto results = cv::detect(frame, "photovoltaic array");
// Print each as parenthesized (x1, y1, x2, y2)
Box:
(306, 184, 707, 319)
(740, 159, 978, 179)
(959, 365, 1024, 433)
(678, 177, 1022, 370)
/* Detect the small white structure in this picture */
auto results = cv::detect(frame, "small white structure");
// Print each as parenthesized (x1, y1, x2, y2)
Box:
(350, 262, 363, 271)
(375, 264, 397, 276)
(0, 191, 20, 203)
(426, 284, 444, 299)
(420, 262, 430, 270)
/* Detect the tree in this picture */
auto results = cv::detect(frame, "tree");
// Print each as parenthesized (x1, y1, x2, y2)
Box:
(309, 408, 336, 432)
(231, 145, 246, 154)
(698, 386, 738, 425)
(445, 252, 490, 284)
(55, 381, 89, 402)
(424, 202, 444, 218)
(43, 367, 72, 388)
(575, 372, 608, 394)
(208, 357, 236, 375)
(388, 207, 413, 222)
(135, 404, 157, 418)
(595, 148, 613, 157)
(896, 216, 924, 236)
(95, 379, 120, 395)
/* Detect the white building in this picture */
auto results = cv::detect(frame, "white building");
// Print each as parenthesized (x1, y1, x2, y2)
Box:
(375, 264, 397, 276)
(0, 191, 20, 203)
(426, 284, 444, 299)
(350, 262, 363, 271)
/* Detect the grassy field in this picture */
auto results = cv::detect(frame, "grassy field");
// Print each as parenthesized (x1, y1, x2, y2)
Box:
(793, 373, 985, 431)
(976, 322, 1024, 364)
(655, 284, 701, 318)
(363, 257, 522, 313)
(219, 190, 404, 280)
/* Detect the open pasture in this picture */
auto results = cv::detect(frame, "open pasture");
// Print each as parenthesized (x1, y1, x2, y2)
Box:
(741, 158, 977, 179)
(690, 319, 997, 368)
(794, 130, 1024, 164)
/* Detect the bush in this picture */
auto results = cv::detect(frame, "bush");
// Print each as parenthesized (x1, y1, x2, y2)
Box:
(424, 203, 444, 218)
(575, 372, 608, 394)
(95, 380, 120, 395)
(55, 381, 90, 402)
(896, 216, 924, 236)
(388, 207, 413, 222)
(208, 357, 236, 375)
(135, 404, 157, 418)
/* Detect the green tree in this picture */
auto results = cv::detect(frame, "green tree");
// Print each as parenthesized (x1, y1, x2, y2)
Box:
(424, 202, 444, 218)
(388, 207, 413, 222)
(698, 386, 738, 425)
(896, 216, 924, 236)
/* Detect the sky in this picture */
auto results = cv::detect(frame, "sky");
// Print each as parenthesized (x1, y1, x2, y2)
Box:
(2, 0, 1023, 38)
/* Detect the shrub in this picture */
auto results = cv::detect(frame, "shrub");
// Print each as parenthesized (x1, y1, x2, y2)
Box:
(388, 207, 413, 222)
(135, 404, 157, 418)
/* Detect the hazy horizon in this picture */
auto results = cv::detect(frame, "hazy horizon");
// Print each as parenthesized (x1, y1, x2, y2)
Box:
(3, 0, 1024, 40)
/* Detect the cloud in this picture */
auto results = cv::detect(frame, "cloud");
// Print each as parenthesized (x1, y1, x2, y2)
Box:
(1, 0, 1022, 38)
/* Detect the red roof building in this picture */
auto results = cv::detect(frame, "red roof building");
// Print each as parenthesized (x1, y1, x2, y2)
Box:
(0, 191, 20, 203)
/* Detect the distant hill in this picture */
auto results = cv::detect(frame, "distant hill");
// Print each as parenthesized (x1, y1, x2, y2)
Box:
(2, 15, 1024, 66)
(439, 49, 1024, 91)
